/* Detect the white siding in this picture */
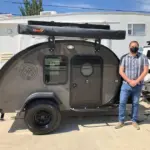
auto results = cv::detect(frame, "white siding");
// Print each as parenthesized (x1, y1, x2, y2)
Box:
(0, 11, 150, 68)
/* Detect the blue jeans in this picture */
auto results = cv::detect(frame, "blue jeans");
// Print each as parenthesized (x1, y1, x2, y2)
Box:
(119, 82, 142, 123)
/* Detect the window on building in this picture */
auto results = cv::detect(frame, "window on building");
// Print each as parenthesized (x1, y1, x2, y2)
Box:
(128, 24, 146, 36)
(44, 56, 68, 84)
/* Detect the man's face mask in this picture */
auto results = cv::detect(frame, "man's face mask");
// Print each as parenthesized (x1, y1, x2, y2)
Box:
(130, 47, 139, 53)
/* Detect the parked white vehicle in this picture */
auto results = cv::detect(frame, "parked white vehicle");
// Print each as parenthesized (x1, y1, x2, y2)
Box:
(142, 41, 150, 82)
(140, 41, 150, 100)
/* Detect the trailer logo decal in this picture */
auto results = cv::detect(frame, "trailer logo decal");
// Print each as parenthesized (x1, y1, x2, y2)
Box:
(33, 28, 44, 33)
(19, 63, 38, 80)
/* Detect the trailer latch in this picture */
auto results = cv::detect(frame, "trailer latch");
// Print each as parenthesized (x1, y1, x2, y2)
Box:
(48, 36, 55, 52)
(94, 39, 101, 52)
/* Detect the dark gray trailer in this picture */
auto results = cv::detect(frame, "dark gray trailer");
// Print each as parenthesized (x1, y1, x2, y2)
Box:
(0, 21, 126, 135)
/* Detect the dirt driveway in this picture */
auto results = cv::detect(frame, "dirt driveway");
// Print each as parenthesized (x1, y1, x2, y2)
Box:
(0, 102, 150, 150)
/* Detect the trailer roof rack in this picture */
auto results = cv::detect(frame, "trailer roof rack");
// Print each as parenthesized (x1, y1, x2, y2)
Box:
(18, 20, 126, 40)
(28, 20, 110, 30)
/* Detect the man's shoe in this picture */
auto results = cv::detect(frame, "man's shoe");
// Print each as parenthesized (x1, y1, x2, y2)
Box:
(115, 122, 124, 129)
(132, 122, 140, 130)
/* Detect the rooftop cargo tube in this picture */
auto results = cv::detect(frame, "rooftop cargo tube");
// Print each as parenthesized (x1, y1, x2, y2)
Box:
(27, 20, 110, 30)
(18, 24, 126, 40)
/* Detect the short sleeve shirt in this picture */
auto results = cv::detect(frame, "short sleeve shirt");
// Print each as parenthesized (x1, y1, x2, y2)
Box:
(120, 52, 149, 81)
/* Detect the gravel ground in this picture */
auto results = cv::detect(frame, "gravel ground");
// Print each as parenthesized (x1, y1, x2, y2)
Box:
(0, 101, 150, 150)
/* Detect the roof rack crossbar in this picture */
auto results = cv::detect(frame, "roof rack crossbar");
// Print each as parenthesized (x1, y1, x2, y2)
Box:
(18, 24, 126, 40)
(48, 36, 55, 52)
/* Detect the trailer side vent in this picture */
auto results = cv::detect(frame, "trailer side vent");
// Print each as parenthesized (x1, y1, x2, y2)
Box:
(0, 53, 13, 63)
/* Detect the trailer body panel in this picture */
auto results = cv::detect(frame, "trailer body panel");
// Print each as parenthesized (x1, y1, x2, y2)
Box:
(0, 40, 121, 112)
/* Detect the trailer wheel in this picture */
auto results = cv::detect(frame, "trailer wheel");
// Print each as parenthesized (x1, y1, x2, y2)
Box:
(24, 100, 61, 135)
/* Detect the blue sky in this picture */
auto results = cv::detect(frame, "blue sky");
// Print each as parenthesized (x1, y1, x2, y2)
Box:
(0, 0, 150, 15)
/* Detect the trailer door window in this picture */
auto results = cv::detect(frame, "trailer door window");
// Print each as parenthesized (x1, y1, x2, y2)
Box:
(81, 63, 93, 76)
(44, 56, 68, 84)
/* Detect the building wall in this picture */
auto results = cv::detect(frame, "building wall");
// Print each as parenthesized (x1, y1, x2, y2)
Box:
(0, 12, 150, 68)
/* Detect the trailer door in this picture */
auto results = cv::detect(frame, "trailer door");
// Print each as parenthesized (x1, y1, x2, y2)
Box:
(70, 55, 103, 108)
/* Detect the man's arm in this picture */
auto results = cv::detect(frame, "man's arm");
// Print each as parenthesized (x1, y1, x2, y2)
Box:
(136, 56, 149, 83)
(119, 56, 131, 83)
(119, 66, 131, 83)
(136, 66, 148, 83)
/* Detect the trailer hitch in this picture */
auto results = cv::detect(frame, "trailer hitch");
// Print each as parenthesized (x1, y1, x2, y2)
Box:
(0, 109, 4, 120)
(48, 36, 55, 52)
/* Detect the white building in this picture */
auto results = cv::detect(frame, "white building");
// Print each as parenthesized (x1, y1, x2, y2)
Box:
(0, 14, 13, 20)
(0, 11, 149, 68)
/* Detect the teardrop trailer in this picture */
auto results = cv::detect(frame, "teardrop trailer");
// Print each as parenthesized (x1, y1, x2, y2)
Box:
(0, 20, 126, 135)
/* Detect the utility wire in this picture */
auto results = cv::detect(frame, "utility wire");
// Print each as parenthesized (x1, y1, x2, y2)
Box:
(3, 0, 129, 11)
(3, 0, 150, 13)
(5, 0, 150, 6)
(1, 0, 150, 16)
(0, 12, 20, 16)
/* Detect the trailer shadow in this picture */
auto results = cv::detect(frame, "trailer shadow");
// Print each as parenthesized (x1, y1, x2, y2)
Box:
(55, 112, 120, 134)
(8, 111, 120, 134)
(8, 105, 150, 135)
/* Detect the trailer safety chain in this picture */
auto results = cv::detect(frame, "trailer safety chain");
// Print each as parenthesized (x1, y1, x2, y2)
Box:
(0, 109, 4, 120)
(94, 39, 101, 53)
(48, 36, 55, 52)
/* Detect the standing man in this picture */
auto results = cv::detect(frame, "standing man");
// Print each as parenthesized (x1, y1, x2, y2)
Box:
(115, 41, 149, 130)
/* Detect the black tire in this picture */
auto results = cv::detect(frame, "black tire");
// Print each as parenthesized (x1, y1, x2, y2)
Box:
(24, 100, 61, 135)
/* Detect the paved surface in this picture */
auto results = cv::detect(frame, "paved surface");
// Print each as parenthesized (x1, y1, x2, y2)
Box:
(0, 102, 150, 150)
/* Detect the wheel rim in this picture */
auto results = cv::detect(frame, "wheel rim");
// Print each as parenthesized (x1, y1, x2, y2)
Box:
(34, 110, 52, 127)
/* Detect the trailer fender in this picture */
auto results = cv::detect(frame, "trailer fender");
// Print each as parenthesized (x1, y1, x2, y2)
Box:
(20, 92, 62, 112)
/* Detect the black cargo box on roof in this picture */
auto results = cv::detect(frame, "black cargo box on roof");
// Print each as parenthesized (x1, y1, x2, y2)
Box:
(28, 20, 110, 30)
(18, 20, 126, 40)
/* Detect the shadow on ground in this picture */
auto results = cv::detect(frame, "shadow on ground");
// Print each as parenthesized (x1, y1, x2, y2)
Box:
(8, 111, 120, 134)
(7, 104, 150, 135)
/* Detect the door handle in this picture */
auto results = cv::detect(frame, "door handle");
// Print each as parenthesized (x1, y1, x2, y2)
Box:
(115, 80, 118, 83)
(72, 83, 77, 88)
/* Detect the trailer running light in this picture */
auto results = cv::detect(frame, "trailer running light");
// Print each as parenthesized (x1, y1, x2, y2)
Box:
(67, 45, 74, 50)
(33, 28, 44, 33)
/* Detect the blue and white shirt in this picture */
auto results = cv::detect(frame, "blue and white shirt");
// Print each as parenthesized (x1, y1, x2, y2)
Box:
(120, 52, 149, 83)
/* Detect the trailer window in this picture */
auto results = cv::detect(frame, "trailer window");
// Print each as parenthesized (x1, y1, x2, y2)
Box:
(44, 56, 68, 84)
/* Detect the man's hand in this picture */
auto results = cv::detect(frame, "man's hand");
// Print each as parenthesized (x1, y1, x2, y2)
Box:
(119, 66, 138, 87)
(128, 80, 138, 87)
(135, 66, 149, 84)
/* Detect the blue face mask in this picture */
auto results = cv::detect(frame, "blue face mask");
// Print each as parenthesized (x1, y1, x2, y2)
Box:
(130, 47, 139, 53)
